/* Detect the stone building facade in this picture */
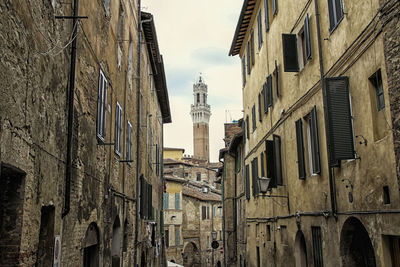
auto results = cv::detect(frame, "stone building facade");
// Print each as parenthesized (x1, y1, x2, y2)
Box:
(0, 1, 170, 266)
(163, 150, 223, 267)
(228, 0, 400, 266)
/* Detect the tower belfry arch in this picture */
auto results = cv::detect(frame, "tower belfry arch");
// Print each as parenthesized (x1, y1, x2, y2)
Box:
(190, 75, 211, 162)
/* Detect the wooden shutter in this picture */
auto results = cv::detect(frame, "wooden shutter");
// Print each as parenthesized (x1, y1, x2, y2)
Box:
(327, 0, 335, 31)
(251, 31, 255, 66)
(273, 135, 283, 186)
(246, 115, 250, 139)
(265, 140, 276, 188)
(264, 0, 269, 31)
(267, 75, 273, 107)
(140, 176, 145, 218)
(295, 119, 306, 179)
(334, 0, 343, 24)
(251, 158, 259, 197)
(312, 227, 324, 267)
(252, 105, 256, 131)
(310, 106, 321, 174)
(202, 206, 206, 220)
(242, 57, 246, 86)
(282, 34, 299, 72)
(272, 0, 277, 15)
(175, 193, 180, 209)
(156, 144, 159, 176)
(246, 42, 251, 74)
(257, 10, 263, 49)
(148, 184, 152, 219)
(324, 77, 355, 165)
(304, 14, 311, 60)
(263, 83, 268, 114)
(245, 164, 250, 199)
(258, 93, 262, 122)
(274, 61, 279, 98)
(260, 152, 265, 177)
(163, 193, 168, 210)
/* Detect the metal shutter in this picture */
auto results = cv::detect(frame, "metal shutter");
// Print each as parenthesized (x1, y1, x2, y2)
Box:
(282, 34, 299, 72)
(324, 77, 355, 165)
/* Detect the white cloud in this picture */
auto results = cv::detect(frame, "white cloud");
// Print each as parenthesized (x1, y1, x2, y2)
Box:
(144, 0, 244, 161)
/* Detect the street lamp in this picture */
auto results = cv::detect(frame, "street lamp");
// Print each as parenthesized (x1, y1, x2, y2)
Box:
(212, 231, 217, 241)
(258, 177, 271, 193)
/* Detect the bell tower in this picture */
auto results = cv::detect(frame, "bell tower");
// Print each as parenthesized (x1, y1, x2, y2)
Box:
(190, 75, 211, 162)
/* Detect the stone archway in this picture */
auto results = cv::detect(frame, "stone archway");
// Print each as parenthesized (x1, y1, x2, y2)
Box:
(112, 216, 121, 267)
(183, 242, 201, 267)
(340, 217, 376, 267)
(294, 230, 308, 267)
(83, 222, 100, 267)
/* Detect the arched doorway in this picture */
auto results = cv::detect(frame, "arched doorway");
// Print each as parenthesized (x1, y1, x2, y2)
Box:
(340, 217, 376, 267)
(112, 216, 121, 267)
(295, 230, 308, 267)
(217, 260, 222, 267)
(183, 242, 201, 267)
(83, 223, 99, 267)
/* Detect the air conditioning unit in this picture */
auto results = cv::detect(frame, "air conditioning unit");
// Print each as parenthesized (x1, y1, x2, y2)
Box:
(202, 186, 209, 193)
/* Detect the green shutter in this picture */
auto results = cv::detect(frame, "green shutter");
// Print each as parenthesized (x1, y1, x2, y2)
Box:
(266, 140, 276, 187)
(274, 61, 279, 98)
(175, 193, 180, 210)
(267, 75, 273, 107)
(264, 0, 269, 31)
(245, 165, 250, 199)
(273, 135, 283, 186)
(260, 152, 265, 177)
(310, 106, 321, 174)
(163, 193, 168, 210)
(258, 93, 263, 122)
(263, 83, 268, 114)
(304, 14, 312, 60)
(324, 77, 355, 165)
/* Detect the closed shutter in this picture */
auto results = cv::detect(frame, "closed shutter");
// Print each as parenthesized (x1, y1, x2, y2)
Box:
(242, 57, 246, 86)
(274, 61, 279, 98)
(140, 176, 145, 218)
(295, 119, 306, 179)
(147, 183, 152, 219)
(163, 193, 168, 210)
(257, 10, 263, 49)
(312, 227, 324, 267)
(251, 31, 255, 66)
(251, 157, 259, 197)
(263, 83, 268, 114)
(267, 75, 273, 107)
(264, 0, 269, 31)
(156, 144, 159, 176)
(304, 14, 311, 60)
(282, 34, 299, 72)
(260, 152, 265, 177)
(273, 135, 283, 186)
(245, 164, 250, 199)
(258, 93, 263, 122)
(175, 193, 180, 210)
(310, 106, 321, 174)
(266, 140, 276, 188)
(324, 77, 355, 165)
(246, 116, 250, 139)
(246, 42, 251, 74)
(175, 227, 180, 246)
(202, 206, 206, 220)
(334, 0, 343, 25)
(272, 0, 277, 15)
(327, 0, 335, 30)
(252, 105, 256, 131)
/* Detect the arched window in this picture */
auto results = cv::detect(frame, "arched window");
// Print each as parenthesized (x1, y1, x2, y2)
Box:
(197, 93, 200, 103)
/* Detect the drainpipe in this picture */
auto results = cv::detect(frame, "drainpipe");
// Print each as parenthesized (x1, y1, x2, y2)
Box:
(314, 0, 337, 217)
(62, 0, 79, 218)
(133, 1, 142, 265)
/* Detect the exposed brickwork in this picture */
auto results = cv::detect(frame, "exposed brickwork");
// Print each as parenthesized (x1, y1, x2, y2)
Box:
(381, 0, 400, 191)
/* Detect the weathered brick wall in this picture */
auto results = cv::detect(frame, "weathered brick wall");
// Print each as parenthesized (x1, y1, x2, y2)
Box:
(381, 0, 400, 191)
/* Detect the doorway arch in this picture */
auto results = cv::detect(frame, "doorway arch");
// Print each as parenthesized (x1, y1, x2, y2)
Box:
(183, 242, 201, 267)
(295, 230, 308, 267)
(83, 222, 99, 267)
(111, 216, 121, 267)
(340, 217, 376, 267)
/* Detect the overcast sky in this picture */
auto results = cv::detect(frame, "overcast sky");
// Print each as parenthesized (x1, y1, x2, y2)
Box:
(143, 0, 244, 162)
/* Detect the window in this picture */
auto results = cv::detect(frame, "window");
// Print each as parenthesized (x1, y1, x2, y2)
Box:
(266, 75, 273, 108)
(126, 121, 132, 164)
(260, 152, 265, 177)
(274, 60, 280, 98)
(163, 193, 168, 210)
(207, 206, 210, 219)
(196, 172, 201, 181)
(250, 31, 255, 66)
(258, 93, 263, 122)
(267, 225, 271, 241)
(251, 157, 259, 197)
(213, 206, 216, 217)
(257, 246, 261, 267)
(165, 229, 169, 247)
(282, 14, 311, 72)
(280, 225, 288, 245)
(369, 69, 385, 111)
(273, 135, 283, 186)
(97, 70, 107, 140)
(246, 115, 250, 139)
(327, 0, 343, 32)
(184, 172, 189, 177)
(263, 83, 268, 114)
(202, 206, 207, 220)
(197, 93, 200, 104)
(265, 135, 283, 187)
(325, 77, 355, 165)
(115, 102, 122, 155)
(296, 106, 321, 178)
(235, 146, 241, 173)
(140, 176, 152, 219)
(272, 0, 278, 15)
(245, 164, 250, 200)
(156, 144, 160, 176)
(175, 193, 180, 209)
(102, 0, 110, 16)
(242, 57, 247, 86)
(264, 0, 269, 31)
(246, 42, 251, 75)
(257, 10, 263, 50)
(311, 226, 324, 267)
(207, 236, 210, 248)
(252, 105, 256, 132)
